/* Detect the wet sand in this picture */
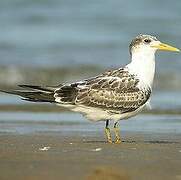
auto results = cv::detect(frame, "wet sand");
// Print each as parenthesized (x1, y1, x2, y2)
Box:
(0, 131, 181, 180)
(0, 103, 181, 180)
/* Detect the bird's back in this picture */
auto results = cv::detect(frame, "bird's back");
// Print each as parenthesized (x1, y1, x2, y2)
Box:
(54, 67, 152, 121)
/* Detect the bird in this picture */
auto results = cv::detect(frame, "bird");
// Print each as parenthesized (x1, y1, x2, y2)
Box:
(0, 34, 180, 143)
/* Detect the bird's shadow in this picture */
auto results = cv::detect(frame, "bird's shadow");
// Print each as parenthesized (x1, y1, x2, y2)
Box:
(143, 140, 179, 144)
(84, 140, 179, 144)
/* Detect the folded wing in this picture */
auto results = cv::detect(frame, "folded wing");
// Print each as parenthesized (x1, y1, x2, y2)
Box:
(55, 68, 151, 113)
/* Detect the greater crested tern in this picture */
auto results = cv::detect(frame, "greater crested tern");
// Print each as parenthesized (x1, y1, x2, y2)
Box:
(1, 34, 180, 143)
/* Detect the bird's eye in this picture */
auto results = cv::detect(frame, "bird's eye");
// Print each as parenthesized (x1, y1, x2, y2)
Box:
(144, 39, 151, 43)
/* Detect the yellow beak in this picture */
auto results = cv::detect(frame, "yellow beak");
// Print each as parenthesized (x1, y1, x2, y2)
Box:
(152, 42, 180, 52)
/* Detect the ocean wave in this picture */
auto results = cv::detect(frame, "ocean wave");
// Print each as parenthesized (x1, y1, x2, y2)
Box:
(0, 65, 181, 91)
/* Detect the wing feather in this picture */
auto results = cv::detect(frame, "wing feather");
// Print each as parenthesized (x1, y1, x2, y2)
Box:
(75, 68, 151, 113)
(54, 68, 151, 113)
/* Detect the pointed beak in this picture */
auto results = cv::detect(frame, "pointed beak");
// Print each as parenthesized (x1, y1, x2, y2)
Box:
(151, 42, 180, 52)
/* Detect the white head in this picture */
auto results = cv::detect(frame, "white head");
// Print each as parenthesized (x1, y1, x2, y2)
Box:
(127, 34, 180, 86)
(129, 34, 180, 57)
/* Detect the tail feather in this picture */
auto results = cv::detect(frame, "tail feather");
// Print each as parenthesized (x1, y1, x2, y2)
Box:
(0, 85, 57, 103)
(0, 84, 78, 104)
(18, 84, 60, 92)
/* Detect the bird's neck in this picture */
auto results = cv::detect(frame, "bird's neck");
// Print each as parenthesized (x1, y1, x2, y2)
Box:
(127, 50, 156, 87)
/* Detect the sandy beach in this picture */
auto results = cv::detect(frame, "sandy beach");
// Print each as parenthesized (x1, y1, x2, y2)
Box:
(0, 129, 181, 180)
(0, 104, 181, 180)
(0, 0, 181, 179)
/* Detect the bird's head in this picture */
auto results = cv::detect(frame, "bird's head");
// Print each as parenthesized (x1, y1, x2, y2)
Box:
(129, 34, 180, 56)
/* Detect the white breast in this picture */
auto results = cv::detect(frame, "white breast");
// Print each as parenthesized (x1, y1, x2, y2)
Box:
(127, 47, 156, 88)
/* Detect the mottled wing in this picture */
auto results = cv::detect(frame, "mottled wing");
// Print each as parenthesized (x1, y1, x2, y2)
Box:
(75, 68, 151, 113)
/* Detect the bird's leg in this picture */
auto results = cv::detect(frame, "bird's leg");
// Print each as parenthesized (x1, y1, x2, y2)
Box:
(105, 120, 112, 143)
(114, 122, 121, 144)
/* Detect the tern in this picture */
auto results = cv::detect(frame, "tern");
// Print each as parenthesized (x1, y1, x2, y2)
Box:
(1, 34, 180, 143)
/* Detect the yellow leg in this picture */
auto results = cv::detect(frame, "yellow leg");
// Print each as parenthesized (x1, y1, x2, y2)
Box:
(105, 120, 112, 143)
(114, 122, 121, 144)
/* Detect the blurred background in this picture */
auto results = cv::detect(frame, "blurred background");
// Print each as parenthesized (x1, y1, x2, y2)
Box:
(0, 0, 181, 123)
(0, 2, 181, 179)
